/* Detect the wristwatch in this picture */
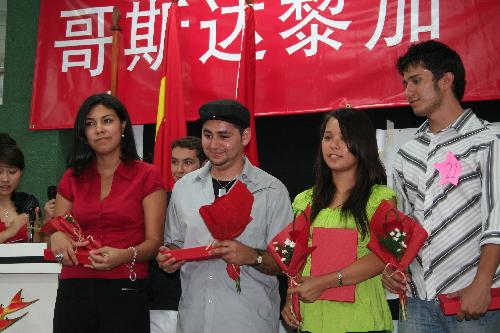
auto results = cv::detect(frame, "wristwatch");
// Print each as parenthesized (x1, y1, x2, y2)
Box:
(254, 250, 263, 266)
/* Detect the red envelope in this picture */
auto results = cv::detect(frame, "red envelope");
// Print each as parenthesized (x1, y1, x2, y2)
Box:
(310, 227, 357, 302)
(438, 288, 500, 315)
(43, 248, 92, 265)
(160, 246, 221, 262)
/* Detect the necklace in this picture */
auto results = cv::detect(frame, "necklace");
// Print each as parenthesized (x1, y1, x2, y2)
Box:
(214, 177, 237, 197)
(0, 200, 15, 223)
(331, 203, 343, 210)
(329, 200, 345, 211)
(1, 208, 12, 223)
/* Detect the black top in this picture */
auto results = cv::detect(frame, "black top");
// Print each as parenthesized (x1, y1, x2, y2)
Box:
(211, 178, 237, 198)
(148, 192, 181, 310)
(148, 261, 181, 310)
(12, 191, 40, 217)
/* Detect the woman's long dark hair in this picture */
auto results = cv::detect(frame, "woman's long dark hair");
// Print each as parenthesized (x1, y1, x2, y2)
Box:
(311, 108, 386, 238)
(0, 133, 25, 170)
(68, 93, 139, 177)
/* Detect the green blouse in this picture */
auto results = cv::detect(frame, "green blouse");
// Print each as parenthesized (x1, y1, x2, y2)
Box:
(292, 185, 395, 333)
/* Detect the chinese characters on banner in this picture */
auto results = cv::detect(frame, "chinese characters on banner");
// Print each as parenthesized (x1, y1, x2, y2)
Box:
(30, 0, 500, 129)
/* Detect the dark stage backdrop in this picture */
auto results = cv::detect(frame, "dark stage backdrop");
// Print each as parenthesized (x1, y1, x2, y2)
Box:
(144, 100, 500, 201)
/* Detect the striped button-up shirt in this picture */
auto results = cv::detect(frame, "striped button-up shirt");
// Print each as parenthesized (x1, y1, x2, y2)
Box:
(392, 109, 500, 300)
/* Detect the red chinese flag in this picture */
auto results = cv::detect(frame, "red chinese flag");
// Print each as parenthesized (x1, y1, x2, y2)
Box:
(237, 3, 259, 166)
(153, 1, 186, 190)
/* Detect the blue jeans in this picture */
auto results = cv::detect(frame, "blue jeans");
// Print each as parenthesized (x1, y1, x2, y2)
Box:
(399, 297, 499, 333)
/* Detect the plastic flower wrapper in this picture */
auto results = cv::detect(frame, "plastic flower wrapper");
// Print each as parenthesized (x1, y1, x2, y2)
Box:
(41, 212, 102, 264)
(367, 200, 428, 320)
(268, 205, 316, 325)
(199, 180, 254, 294)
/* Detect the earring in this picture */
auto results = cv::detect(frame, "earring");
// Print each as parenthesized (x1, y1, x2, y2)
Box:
(121, 133, 125, 138)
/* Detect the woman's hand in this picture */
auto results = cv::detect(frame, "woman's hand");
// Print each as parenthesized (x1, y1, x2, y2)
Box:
(288, 275, 332, 303)
(86, 246, 131, 270)
(5, 213, 28, 238)
(49, 231, 89, 265)
(281, 294, 300, 329)
(43, 199, 56, 222)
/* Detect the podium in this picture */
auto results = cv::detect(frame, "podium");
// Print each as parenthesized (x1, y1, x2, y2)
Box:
(0, 243, 60, 333)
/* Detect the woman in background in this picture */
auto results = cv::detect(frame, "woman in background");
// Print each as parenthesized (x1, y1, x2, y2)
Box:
(282, 108, 394, 333)
(0, 133, 53, 243)
(49, 93, 166, 333)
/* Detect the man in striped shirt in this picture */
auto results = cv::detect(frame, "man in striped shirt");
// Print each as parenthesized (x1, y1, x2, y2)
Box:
(383, 40, 500, 332)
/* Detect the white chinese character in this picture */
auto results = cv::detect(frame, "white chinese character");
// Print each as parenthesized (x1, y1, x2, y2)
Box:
(199, 0, 266, 64)
(279, 0, 351, 56)
(125, 0, 162, 71)
(125, 0, 189, 71)
(54, 7, 113, 77)
(365, 0, 440, 50)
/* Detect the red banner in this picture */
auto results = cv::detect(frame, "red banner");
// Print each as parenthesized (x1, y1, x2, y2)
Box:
(30, 0, 500, 130)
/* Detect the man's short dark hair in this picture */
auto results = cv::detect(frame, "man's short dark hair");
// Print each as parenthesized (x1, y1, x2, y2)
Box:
(397, 40, 466, 101)
(171, 136, 207, 164)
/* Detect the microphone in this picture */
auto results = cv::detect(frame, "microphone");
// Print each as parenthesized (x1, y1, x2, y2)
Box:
(47, 185, 57, 200)
(28, 208, 36, 242)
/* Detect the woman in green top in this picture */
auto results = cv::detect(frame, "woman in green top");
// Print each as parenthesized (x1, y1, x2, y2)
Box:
(282, 108, 394, 333)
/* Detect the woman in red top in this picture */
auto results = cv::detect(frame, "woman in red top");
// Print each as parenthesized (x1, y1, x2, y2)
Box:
(0, 133, 53, 243)
(49, 93, 166, 333)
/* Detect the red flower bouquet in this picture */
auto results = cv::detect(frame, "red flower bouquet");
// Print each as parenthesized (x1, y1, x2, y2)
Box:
(41, 213, 102, 265)
(199, 180, 254, 293)
(268, 205, 316, 323)
(367, 200, 428, 320)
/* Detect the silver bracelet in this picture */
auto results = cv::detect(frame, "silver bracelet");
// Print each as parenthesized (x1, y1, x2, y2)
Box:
(126, 246, 137, 282)
(337, 270, 343, 287)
